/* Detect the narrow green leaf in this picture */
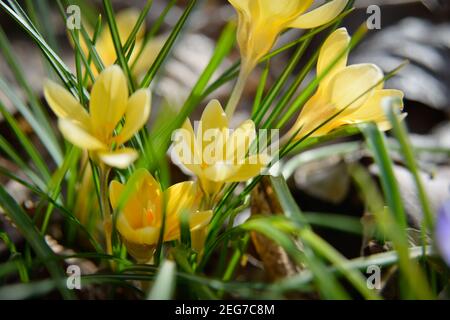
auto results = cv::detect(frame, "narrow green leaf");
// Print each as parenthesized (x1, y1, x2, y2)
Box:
(140, 0, 198, 88)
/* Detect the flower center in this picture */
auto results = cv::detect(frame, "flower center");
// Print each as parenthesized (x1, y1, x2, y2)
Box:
(144, 208, 154, 226)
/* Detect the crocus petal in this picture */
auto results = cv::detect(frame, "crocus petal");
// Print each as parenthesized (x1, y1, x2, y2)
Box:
(288, 0, 348, 29)
(117, 214, 160, 245)
(329, 64, 384, 111)
(94, 9, 145, 68)
(226, 119, 256, 162)
(165, 181, 199, 220)
(58, 118, 107, 150)
(115, 89, 151, 145)
(172, 120, 203, 176)
(132, 36, 165, 77)
(116, 9, 145, 42)
(90, 65, 128, 136)
(109, 180, 125, 210)
(200, 99, 229, 132)
(317, 28, 350, 89)
(189, 211, 213, 230)
(203, 162, 235, 182)
(110, 179, 144, 229)
(44, 80, 90, 128)
(97, 147, 138, 169)
(224, 154, 269, 182)
(199, 100, 229, 163)
(341, 89, 404, 129)
(228, 0, 250, 15)
(256, 0, 312, 19)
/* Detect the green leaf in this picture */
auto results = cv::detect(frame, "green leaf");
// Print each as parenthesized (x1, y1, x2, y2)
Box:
(359, 123, 406, 229)
(103, 0, 135, 91)
(385, 100, 434, 230)
(140, 0, 198, 88)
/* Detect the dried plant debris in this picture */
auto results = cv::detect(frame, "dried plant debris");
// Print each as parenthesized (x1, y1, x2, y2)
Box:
(251, 177, 303, 281)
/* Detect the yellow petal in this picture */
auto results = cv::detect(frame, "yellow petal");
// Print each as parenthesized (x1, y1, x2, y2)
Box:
(94, 9, 145, 68)
(44, 80, 90, 128)
(224, 154, 269, 182)
(256, 0, 312, 20)
(97, 147, 138, 168)
(115, 89, 151, 145)
(164, 181, 199, 219)
(117, 214, 160, 245)
(228, 0, 250, 14)
(200, 99, 228, 132)
(172, 120, 203, 176)
(109, 180, 124, 210)
(189, 211, 213, 231)
(203, 162, 234, 182)
(288, 0, 348, 29)
(138, 169, 163, 227)
(132, 36, 165, 77)
(198, 176, 224, 197)
(226, 119, 256, 162)
(116, 9, 145, 41)
(199, 100, 229, 164)
(111, 169, 161, 230)
(90, 65, 129, 137)
(329, 64, 384, 111)
(341, 89, 404, 129)
(58, 118, 106, 150)
(317, 28, 350, 89)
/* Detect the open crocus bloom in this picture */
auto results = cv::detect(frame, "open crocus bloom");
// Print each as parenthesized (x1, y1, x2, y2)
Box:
(109, 169, 212, 261)
(172, 100, 269, 197)
(83, 9, 163, 77)
(289, 28, 405, 141)
(44, 65, 151, 169)
(229, 0, 348, 72)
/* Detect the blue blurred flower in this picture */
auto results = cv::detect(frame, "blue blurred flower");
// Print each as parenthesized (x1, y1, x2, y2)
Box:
(436, 200, 450, 266)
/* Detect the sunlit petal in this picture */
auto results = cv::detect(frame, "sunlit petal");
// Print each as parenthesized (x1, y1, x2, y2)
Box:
(329, 64, 384, 111)
(90, 65, 129, 136)
(44, 80, 90, 128)
(224, 154, 269, 182)
(317, 28, 350, 89)
(58, 118, 106, 150)
(340, 89, 404, 129)
(115, 89, 151, 145)
(226, 119, 256, 162)
(289, 0, 348, 29)
(165, 181, 199, 218)
(97, 147, 138, 169)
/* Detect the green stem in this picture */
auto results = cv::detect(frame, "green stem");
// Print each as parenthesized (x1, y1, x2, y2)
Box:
(225, 66, 250, 119)
(99, 166, 113, 258)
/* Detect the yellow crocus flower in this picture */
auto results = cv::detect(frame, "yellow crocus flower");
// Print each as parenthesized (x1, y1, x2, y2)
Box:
(229, 0, 349, 72)
(289, 28, 405, 141)
(44, 65, 151, 169)
(109, 169, 212, 262)
(172, 100, 269, 198)
(84, 9, 163, 77)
